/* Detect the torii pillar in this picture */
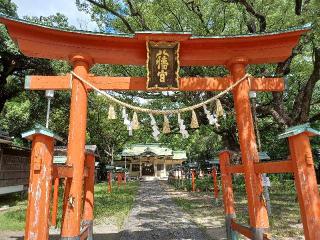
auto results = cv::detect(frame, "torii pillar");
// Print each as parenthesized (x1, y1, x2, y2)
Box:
(228, 58, 269, 239)
(279, 124, 320, 240)
(61, 55, 92, 239)
(22, 126, 62, 240)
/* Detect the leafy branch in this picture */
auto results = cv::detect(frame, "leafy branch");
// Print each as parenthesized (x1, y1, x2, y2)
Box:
(86, 0, 135, 33)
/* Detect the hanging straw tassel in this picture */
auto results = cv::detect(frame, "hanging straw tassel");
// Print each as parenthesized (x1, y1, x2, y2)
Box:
(122, 107, 127, 119)
(162, 115, 171, 134)
(190, 110, 199, 129)
(108, 105, 117, 119)
(132, 112, 140, 130)
(215, 99, 224, 118)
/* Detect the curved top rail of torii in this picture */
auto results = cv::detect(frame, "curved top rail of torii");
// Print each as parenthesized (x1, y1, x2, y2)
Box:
(0, 15, 311, 66)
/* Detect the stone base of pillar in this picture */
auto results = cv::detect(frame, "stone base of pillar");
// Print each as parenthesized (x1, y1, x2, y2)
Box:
(225, 214, 238, 240)
(60, 237, 80, 240)
(251, 227, 268, 240)
(82, 220, 93, 240)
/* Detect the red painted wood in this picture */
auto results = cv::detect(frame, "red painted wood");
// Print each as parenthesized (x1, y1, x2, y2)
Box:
(288, 133, 320, 240)
(26, 75, 284, 92)
(226, 164, 245, 174)
(107, 172, 112, 193)
(191, 170, 195, 192)
(219, 151, 236, 216)
(51, 177, 59, 227)
(212, 168, 218, 200)
(254, 160, 293, 173)
(25, 134, 54, 240)
(0, 16, 308, 66)
(52, 165, 74, 178)
(61, 56, 90, 238)
(230, 60, 269, 233)
(83, 153, 95, 225)
(231, 220, 271, 240)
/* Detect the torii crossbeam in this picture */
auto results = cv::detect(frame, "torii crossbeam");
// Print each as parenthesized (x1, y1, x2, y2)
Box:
(26, 75, 284, 92)
(0, 15, 317, 240)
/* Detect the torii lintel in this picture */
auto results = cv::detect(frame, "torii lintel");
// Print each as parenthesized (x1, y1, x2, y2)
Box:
(0, 15, 310, 66)
(25, 75, 284, 92)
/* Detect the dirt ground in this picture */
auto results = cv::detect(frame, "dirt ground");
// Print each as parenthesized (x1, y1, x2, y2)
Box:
(162, 181, 305, 240)
(0, 181, 305, 240)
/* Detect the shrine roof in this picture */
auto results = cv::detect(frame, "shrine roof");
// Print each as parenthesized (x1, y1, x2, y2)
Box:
(121, 143, 187, 160)
(0, 15, 311, 66)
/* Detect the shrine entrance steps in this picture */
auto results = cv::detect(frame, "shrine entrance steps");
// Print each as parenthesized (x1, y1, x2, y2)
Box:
(140, 176, 168, 181)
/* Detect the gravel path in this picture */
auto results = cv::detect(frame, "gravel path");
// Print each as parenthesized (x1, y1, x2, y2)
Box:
(0, 181, 210, 240)
(120, 181, 210, 240)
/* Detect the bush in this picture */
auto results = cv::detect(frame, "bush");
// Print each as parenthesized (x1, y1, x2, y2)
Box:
(169, 176, 221, 192)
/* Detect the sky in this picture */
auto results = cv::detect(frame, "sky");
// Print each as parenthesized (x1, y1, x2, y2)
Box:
(11, 0, 99, 31)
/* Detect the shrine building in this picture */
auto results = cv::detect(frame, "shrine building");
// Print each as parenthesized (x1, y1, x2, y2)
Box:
(115, 143, 187, 180)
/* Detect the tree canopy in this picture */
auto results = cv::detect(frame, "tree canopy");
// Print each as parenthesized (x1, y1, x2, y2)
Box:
(0, 0, 319, 163)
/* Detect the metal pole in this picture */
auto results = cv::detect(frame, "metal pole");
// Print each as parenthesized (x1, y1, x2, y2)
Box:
(108, 172, 112, 193)
(262, 173, 271, 215)
(111, 147, 114, 165)
(45, 90, 54, 129)
(213, 167, 219, 204)
(46, 98, 51, 128)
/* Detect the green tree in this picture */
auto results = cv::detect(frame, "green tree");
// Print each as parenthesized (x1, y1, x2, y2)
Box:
(74, 1, 319, 159)
(1, 0, 319, 162)
(0, 4, 72, 141)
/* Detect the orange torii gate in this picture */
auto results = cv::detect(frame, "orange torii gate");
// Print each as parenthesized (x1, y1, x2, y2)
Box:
(219, 124, 320, 240)
(0, 16, 318, 240)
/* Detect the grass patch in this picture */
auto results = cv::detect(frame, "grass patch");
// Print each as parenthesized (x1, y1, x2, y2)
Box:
(94, 181, 139, 227)
(0, 193, 27, 231)
(173, 193, 225, 220)
(173, 197, 193, 211)
(0, 181, 139, 231)
(0, 208, 26, 231)
(232, 180, 304, 238)
(170, 179, 309, 239)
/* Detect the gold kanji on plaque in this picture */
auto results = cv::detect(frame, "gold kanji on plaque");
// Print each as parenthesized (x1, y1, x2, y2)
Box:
(147, 41, 180, 90)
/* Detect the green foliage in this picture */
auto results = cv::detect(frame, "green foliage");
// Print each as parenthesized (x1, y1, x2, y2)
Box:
(171, 179, 305, 238)
(23, 13, 75, 29)
(0, 0, 319, 167)
(94, 181, 139, 227)
(0, 181, 139, 231)
(195, 177, 212, 192)
(0, 0, 17, 17)
(0, 192, 27, 231)
(169, 176, 217, 192)
(0, 209, 26, 231)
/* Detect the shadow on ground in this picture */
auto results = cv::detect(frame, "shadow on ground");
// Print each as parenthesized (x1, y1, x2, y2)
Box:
(4, 226, 225, 240)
